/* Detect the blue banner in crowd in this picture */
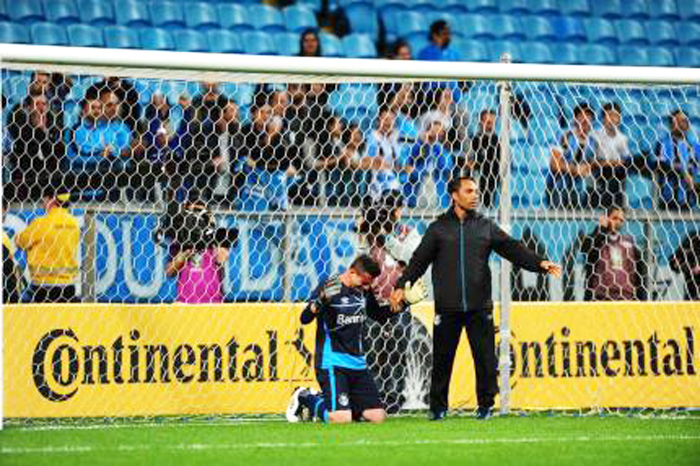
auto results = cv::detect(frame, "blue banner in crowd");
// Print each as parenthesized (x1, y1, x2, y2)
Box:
(4, 209, 696, 303)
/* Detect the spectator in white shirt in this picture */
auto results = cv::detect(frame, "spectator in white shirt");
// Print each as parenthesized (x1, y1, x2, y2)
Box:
(590, 102, 630, 208)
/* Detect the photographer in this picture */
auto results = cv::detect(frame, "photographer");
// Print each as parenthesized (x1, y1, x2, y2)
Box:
(159, 192, 237, 304)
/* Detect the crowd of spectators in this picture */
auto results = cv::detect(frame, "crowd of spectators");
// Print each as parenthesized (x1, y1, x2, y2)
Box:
(2, 21, 699, 212)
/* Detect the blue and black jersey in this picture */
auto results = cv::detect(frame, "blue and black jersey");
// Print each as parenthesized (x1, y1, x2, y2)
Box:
(301, 275, 394, 371)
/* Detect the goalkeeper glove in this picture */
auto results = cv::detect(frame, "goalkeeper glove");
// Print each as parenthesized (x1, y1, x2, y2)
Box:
(403, 280, 426, 305)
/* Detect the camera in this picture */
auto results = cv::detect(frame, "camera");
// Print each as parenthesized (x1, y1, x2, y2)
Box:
(155, 201, 238, 252)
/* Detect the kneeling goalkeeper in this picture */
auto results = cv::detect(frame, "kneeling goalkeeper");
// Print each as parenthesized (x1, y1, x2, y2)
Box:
(287, 254, 425, 424)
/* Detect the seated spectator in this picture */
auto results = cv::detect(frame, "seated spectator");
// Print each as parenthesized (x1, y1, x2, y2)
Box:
(403, 119, 451, 208)
(190, 82, 229, 127)
(328, 122, 365, 207)
(589, 102, 630, 209)
(417, 20, 460, 62)
(213, 99, 244, 206)
(669, 230, 700, 301)
(357, 106, 410, 201)
(418, 86, 468, 154)
(7, 88, 65, 201)
(465, 109, 500, 209)
(388, 39, 412, 60)
(546, 103, 595, 209)
(382, 83, 419, 145)
(299, 28, 321, 57)
(580, 206, 647, 301)
(652, 109, 699, 210)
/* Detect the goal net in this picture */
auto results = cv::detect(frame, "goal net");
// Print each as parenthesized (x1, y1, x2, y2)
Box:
(1, 45, 699, 424)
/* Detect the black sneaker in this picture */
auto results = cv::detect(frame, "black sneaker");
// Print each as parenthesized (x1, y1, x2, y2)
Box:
(428, 409, 447, 421)
(476, 407, 493, 420)
(286, 387, 310, 423)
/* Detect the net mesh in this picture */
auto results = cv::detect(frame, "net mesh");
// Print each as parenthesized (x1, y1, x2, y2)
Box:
(2, 60, 699, 422)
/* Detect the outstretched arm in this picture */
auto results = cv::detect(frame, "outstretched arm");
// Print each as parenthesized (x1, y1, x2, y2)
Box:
(492, 222, 561, 277)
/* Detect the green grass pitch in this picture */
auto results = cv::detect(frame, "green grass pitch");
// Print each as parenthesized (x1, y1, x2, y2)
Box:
(1, 415, 699, 466)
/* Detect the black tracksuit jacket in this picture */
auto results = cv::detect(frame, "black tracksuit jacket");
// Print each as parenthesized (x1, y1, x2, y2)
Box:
(396, 208, 547, 313)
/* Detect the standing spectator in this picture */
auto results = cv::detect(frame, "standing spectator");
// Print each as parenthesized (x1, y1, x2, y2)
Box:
(653, 109, 699, 210)
(2, 196, 25, 303)
(329, 122, 365, 207)
(165, 195, 229, 304)
(214, 99, 244, 206)
(465, 109, 501, 209)
(134, 93, 175, 202)
(669, 230, 700, 301)
(298, 29, 321, 57)
(87, 76, 140, 130)
(390, 176, 561, 420)
(382, 83, 419, 145)
(417, 20, 460, 62)
(15, 187, 80, 303)
(358, 106, 408, 201)
(418, 87, 468, 154)
(580, 206, 647, 301)
(403, 119, 451, 209)
(190, 82, 229, 127)
(7, 89, 65, 201)
(546, 103, 595, 209)
(589, 102, 630, 209)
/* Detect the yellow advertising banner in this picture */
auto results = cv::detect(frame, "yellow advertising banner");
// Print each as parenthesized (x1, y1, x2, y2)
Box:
(4, 302, 700, 418)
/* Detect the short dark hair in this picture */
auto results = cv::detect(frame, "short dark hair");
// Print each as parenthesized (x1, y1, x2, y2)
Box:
(601, 102, 621, 116)
(350, 254, 381, 278)
(429, 20, 449, 40)
(479, 109, 496, 120)
(447, 176, 477, 195)
(573, 102, 594, 119)
(606, 205, 625, 216)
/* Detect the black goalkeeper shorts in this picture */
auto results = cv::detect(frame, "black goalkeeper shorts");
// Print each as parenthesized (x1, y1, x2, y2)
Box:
(316, 367, 383, 414)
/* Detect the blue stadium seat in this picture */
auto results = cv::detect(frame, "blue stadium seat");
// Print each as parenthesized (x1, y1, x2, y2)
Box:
(274, 31, 300, 56)
(647, 20, 679, 46)
(296, 0, 324, 13)
(407, 35, 429, 57)
(551, 43, 580, 64)
(530, 119, 559, 145)
(551, 16, 586, 43)
(30, 22, 67, 46)
(374, 0, 408, 16)
(184, 2, 220, 31)
(344, 3, 378, 36)
(207, 29, 244, 54)
(499, 0, 530, 15)
(409, 0, 438, 14)
(104, 25, 140, 49)
(621, 0, 650, 20)
(615, 19, 648, 45)
(626, 175, 653, 209)
(453, 39, 488, 61)
(45, 0, 79, 25)
(527, 0, 559, 17)
(617, 46, 650, 66)
(676, 47, 700, 67)
(459, 14, 494, 40)
(8, 0, 43, 24)
(521, 15, 557, 41)
(521, 41, 553, 63)
(650, 0, 680, 20)
(116, 1, 150, 28)
(342, 33, 376, 58)
(174, 29, 209, 52)
(466, 0, 498, 14)
(248, 4, 285, 33)
(394, 11, 427, 40)
(217, 4, 252, 33)
(558, 0, 590, 17)
(0, 0, 7, 22)
(320, 32, 344, 57)
(591, 0, 623, 19)
(679, 21, 700, 47)
(67, 24, 103, 47)
(140, 27, 175, 51)
(579, 44, 617, 65)
(647, 46, 676, 66)
(78, 0, 114, 27)
(283, 5, 317, 33)
(149, 2, 185, 30)
(679, 0, 700, 21)
(242, 30, 278, 55)
(584, 18, 618, 45)
(337, 0, 372, 8)
(487, 40, 522, 62)
(489, 15, 525, 41)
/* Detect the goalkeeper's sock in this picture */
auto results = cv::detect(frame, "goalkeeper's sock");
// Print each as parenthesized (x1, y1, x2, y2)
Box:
(300, 391, 329, 423)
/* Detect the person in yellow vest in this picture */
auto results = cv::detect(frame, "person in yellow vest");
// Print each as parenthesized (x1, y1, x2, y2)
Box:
(15, 187, 80, 303)
(2, 196, 25, 303)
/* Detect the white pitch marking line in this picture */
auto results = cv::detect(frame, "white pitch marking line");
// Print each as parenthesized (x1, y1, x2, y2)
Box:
(3, 435, 700, 455)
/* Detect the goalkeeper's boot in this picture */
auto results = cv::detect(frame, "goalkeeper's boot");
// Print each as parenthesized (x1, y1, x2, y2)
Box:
(428, 409, 446, 421)
(286, 387, 311, 423)
(476, 406, 493, 420)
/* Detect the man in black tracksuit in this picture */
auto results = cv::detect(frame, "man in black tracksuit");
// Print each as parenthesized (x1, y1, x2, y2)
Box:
(391, 177, 561, 420)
